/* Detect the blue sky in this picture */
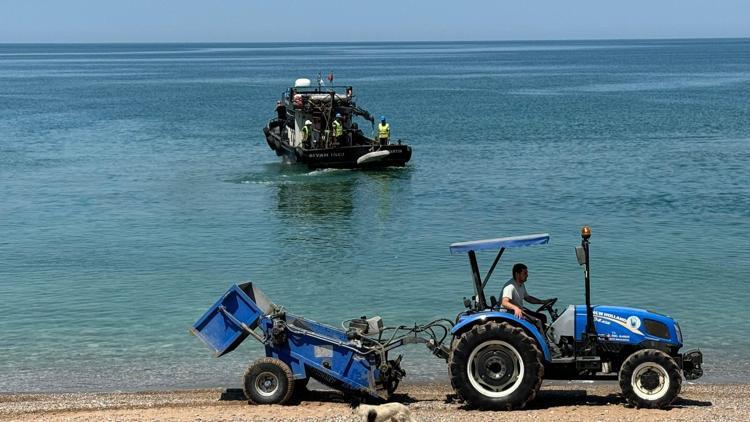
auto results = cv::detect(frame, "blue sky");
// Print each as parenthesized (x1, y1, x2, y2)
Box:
(1, 0, 748, 43)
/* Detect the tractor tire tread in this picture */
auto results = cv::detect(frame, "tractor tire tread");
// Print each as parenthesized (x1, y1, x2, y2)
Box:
(449, 321, 543, 410)
(618, 349, 682, 409)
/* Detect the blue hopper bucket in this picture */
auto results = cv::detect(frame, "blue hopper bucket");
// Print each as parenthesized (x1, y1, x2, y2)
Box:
(191, 282, 274, 357)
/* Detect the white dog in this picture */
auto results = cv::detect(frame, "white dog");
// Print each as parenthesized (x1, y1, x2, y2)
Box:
(351, 400, 416, 422)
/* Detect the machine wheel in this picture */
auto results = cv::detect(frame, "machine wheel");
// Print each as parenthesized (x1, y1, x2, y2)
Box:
(243, 357, 295, 405)
(449, 321, 544, 410)
(619, 349, 682, 409)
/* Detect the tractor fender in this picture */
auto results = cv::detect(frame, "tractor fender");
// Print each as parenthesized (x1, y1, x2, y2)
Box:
(451, 312, 551, 362)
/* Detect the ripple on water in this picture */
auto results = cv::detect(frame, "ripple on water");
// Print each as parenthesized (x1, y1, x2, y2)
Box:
(2, 39, 750, 392)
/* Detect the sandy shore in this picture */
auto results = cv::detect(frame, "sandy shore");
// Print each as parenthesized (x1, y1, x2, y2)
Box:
(0, 382, 744, 422)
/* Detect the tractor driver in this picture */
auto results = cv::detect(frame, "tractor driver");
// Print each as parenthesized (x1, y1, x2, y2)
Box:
(501, 263, 552, 333)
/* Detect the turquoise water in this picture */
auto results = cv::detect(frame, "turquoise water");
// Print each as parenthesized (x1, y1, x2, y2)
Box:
(1, 39, 749, 392)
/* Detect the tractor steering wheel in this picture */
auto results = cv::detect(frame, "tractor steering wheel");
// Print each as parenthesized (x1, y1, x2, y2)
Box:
(535, 298, 557, 315)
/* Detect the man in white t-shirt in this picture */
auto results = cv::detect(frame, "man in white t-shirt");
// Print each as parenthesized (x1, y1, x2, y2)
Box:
(501, 263, 551, 332)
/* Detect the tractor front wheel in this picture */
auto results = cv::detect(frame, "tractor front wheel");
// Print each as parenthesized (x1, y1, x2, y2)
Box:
(619, 349, 682, 409)
(243, 357, 295, 405)
(449, 321, 544, 410)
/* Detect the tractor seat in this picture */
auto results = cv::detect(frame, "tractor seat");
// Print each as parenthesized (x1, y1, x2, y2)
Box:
(489, 296, 509, 312)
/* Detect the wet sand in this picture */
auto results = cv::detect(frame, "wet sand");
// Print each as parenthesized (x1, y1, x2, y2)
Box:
(0, 382, 743, 422)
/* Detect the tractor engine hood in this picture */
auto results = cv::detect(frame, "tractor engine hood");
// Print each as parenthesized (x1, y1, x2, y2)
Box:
(580, 305, 683, 347)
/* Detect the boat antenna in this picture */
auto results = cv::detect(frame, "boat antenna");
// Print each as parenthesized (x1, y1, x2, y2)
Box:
(317, 72, 324, 90)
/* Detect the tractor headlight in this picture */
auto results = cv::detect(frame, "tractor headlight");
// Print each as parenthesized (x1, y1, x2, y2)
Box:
(675, 323, 683, 344)
(643, 319, 670, 339)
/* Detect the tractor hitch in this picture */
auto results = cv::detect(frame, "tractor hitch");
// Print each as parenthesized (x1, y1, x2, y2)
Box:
(681, 349, 703, 380)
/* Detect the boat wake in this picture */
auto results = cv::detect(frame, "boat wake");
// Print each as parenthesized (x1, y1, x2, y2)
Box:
(305, 168, 351, 177)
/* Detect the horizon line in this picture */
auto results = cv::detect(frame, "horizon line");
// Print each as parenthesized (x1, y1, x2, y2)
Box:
(1, 35, 749, 45)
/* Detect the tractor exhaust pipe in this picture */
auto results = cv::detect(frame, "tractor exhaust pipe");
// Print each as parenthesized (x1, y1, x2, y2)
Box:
(580, 226, 597, 345)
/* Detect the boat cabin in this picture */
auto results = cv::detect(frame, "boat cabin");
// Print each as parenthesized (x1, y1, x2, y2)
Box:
(280, 78, 375, 149)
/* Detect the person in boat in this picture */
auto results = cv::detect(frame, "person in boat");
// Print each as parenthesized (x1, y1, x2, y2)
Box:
(501, 263, 552, 333)
(275, 100, 286, 120)
(332, 113, 344, 146)
(301, 120, 313, 148)
(378, 116, 390, 146)
(270, 100, 287, 133)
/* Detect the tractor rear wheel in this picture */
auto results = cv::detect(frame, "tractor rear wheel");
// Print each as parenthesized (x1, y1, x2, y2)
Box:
(619, 349, 682, 409)
(449, 321, 544, 410)
(243, 357, 295, 405)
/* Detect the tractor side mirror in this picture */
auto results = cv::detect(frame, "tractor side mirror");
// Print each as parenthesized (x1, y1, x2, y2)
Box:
(575, 246, 586, 266)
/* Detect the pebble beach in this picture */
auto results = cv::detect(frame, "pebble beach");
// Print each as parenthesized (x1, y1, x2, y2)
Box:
(1, 382, 745, 422)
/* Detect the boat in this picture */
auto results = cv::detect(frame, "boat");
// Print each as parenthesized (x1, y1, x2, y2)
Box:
(263, 77, 412, 169)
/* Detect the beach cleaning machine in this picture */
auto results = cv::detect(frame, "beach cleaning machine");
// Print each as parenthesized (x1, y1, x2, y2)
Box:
(190, 282, 453, 404)
(192, 227, 702, 410)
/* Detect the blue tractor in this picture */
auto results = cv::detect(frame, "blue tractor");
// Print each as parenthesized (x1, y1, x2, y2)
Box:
(447, 226, 703, 409)
(191, 226, 702, 410)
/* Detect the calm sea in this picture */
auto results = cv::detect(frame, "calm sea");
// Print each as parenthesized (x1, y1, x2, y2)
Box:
(1, 40, 749, 392)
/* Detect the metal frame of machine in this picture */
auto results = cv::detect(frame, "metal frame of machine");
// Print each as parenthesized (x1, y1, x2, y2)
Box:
(191, 227, 702, 409)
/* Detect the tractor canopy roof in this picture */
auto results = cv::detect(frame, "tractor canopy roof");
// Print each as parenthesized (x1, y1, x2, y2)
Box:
(449, 233, 550, 254)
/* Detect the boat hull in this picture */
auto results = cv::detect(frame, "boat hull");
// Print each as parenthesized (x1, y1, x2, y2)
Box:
(264, 126, 411, 169)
